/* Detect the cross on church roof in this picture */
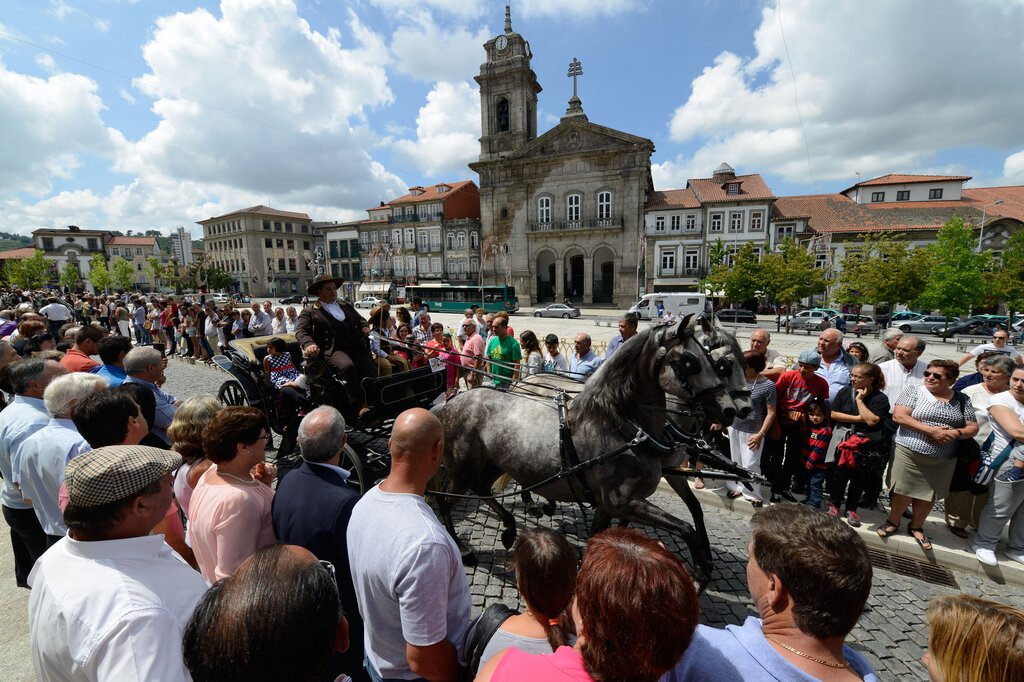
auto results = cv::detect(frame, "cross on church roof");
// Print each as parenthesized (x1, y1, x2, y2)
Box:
(567, 57, 583, 99)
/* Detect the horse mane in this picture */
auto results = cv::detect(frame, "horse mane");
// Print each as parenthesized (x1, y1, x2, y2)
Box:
(569, 324, 668, 427)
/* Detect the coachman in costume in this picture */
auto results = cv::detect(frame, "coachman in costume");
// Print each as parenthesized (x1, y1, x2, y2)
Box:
(295, 274, 376, 415)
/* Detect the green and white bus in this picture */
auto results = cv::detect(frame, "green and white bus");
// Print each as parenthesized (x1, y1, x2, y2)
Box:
(404, 283, 519, 314)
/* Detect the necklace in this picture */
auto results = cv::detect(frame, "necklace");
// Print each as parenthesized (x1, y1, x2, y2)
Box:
(218, 471, 257, 486)
(764, 636, 849, 669)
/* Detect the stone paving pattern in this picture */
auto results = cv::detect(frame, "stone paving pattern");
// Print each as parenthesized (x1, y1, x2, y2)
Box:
(0, 324, 1019, 681)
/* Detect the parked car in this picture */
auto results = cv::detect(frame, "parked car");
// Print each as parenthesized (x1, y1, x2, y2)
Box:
(893, 314, 949, 333)
(354, 296, 383, 309)
(715, 309, 757, 324)
(830, 314, 877, 335)
(931, 316, 1007, 339)
(532, 303, 580, 319)
(278, 295, 305, 305)
(889, 311, 924, 324)
(789, 308, 841, 331)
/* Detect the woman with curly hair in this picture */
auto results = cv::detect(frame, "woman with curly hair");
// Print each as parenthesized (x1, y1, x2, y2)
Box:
(167, 394, 223, 519)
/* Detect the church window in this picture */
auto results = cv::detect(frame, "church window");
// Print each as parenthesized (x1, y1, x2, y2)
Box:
(538, 196, 551, 224)
(447, 233, 455, 250)
(566, 194, 581, 223)
(457, 232, 466, 248)
(496, 98, 510, 133)
(709, 213, 723, 232)
(597, 191, 612, 221)
(470, 231, 479, 249)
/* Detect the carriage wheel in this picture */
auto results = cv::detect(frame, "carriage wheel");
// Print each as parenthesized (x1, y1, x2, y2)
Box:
(339, 443, 367, 495)
(218, 380, 249, 407)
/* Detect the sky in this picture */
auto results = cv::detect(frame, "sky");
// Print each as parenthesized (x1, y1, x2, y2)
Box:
(1, 0, 1023, 239)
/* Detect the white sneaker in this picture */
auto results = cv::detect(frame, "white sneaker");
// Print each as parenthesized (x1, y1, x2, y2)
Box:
(973, 545, 998, 566)
(1005, 550, 1024, 566)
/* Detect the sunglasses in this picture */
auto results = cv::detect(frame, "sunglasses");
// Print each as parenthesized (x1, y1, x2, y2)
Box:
(923, 371, 948, 380)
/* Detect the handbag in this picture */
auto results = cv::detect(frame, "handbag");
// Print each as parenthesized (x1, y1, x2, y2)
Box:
(973, 433, 1018, 486)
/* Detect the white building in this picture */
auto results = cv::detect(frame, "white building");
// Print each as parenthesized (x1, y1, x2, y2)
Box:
(170, 226, 193, 266)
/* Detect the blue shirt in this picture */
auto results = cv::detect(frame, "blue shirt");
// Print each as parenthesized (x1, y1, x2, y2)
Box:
(815, 351, 853, 402)
(662, 618, 879, 682)
(91, 364, 127, 387)
(0, 395, 50, 510)
(604, 333, 624, 359)
(569, 349, 603, 379)
(124, 377, 177, 444)
(16, 418, 90, 536)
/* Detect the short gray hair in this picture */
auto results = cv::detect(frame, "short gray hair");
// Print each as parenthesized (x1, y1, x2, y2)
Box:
(124, 347, 162, 375)
(9, 357, 50, 395)
(43, 373, 108, 418)
(751, 327, 771, 342)
(882, 328, 904, 342)
(981, 354, 1017, 376)
(297, 406, 347, 463)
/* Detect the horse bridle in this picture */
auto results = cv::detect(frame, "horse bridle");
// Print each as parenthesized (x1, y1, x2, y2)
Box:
(655, 319, 750, 404)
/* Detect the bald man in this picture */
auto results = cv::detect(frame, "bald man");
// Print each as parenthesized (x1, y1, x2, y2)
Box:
(347, 409, 470, 682)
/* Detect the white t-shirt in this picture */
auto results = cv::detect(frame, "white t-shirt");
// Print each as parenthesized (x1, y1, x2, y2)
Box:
(347, 485, 471, 679)
(970, 343, 1020, 360)
(987, 391, 1024, 458)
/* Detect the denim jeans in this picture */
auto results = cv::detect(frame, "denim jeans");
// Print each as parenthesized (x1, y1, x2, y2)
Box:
(805, 468, 829, 508)
(133, 323, 151, 345)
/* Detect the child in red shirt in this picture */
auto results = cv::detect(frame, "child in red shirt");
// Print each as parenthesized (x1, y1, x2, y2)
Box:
(801, 399, 834, 509)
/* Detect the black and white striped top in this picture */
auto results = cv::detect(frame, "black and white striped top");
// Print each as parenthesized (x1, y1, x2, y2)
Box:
(894, 385, 977, 459)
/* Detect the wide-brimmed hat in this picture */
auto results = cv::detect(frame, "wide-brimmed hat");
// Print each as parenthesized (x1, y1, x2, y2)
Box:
(369, 302, 391, 320)
(65, 445, 181, 507)
(306, 273, 344, 296)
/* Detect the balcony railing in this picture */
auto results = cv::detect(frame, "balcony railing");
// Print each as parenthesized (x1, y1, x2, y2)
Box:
(416, 243, 443, 254)
(388, 212, 444, 225)
(658, 267, 706, 278)
(528, 217, 624, 233)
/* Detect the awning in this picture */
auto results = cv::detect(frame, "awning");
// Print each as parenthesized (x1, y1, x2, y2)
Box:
(358, 282, 392, 296)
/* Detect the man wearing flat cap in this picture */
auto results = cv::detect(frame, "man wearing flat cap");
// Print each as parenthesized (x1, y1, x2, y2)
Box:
(295, 274, 376, 413)
(27, 445, 208, 682)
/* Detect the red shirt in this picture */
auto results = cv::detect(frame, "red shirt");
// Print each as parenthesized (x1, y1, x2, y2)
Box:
(59, 348, 100, 373)
(775, 370, 828, 414)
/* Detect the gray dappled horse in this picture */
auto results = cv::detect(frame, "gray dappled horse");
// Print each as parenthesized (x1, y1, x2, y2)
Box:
(432, 313, 752, 586)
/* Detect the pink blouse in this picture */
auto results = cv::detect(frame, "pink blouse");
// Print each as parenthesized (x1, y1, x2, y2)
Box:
(492, 646, 594, 682)
(187, 466, 276, 582)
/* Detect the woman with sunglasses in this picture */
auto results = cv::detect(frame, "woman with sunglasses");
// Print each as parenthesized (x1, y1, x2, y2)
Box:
(878, 360, 978, 550)
(188, 406, 278, 582)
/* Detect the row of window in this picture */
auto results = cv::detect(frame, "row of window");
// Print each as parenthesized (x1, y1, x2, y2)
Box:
(392, 203, 443, 218)
(329, 262, 361, 280)
(260, 220, 310, 234)
(209, 220, 241, 235)
(261, 238, 313, 251)
(537, 191, 613, 223)
(360, 229, 480, 250)
(328, 239, 361, 259)
(653, 210, 764, 233)
(870, 189, 943, 203)
(38, 237, 144, 254)
(214, 259, 247, 274)
(359, 256, 482, 277)
(109, 247, 147, 257)
(658, 245, 765, 273)
(266, 258, 307, 273)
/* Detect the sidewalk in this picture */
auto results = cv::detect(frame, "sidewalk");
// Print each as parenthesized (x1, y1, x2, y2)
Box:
(659, 476, 1024, 587)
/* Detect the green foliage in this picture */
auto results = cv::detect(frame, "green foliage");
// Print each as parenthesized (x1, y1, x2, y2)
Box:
(758, 238, 829, 309)
(205, 265, 234, 291)
(111, 256, 135, 291)
(916, 216, 990, 318)
(832, 234, 934, 307)
(14, 251, 54, 289)
(702, 243, 761, 303)
(59, 262, 81, 289)
(146, 256, 162, 288)
(992, 231, 1024, 319)
(89, 254, 112, 293)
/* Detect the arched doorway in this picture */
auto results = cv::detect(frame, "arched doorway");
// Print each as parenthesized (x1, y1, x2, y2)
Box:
(564, 250, 585, 301)
(592, 246, 615, 304)
(535, 250, 556, 302)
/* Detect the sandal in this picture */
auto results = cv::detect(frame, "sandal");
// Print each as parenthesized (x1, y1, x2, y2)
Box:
(909, 527, 933, 551)
(694, 478, 705, 490)
(948, 526, 969, 539)
(727, 491, 743, 500)
(876, 521, 899, 538)
(751, 500, 764, 508)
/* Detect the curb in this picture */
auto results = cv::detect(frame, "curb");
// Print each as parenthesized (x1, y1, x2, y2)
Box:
(657, 477, 1024, 587)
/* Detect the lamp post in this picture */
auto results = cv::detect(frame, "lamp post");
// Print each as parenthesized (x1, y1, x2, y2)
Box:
(978, 200, 1004, 252)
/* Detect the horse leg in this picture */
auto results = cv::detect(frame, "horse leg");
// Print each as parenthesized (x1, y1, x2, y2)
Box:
(590, 507, 614, 535)
(521, 491, 543, 519)
(474, 468, 519, 550)
(620, 498, 713, 592)
(436, 480, 478, 567)
(663, 474, 713, 578)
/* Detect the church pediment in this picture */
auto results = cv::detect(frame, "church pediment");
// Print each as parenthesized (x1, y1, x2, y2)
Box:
(506, 118, 654, 162)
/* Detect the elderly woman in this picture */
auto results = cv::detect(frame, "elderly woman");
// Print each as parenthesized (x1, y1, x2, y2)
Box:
(188, 406, 278, 582)
(878, 360, 978, 550)
(475, 527, 698, 682)
(166, 394, 223, 519)
(946, 355, 1016, 537)
(724, 351, 776, 507)
(924, 594, 1024, 681)
(827, 362, 891, 527)
(973, 366, 1024, 566)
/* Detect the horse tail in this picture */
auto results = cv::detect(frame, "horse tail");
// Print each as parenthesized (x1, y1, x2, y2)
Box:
(493, 472, 514, 492)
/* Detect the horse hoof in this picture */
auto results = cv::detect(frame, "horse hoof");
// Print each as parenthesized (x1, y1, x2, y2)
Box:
(500, 527, 517, 549)
(460, 549, 478, 567)
(541, 502, 556, 517)
(525, 503, 543, 519)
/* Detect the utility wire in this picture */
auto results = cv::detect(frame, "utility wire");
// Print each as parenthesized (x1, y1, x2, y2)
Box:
(776, 0, 817, 192)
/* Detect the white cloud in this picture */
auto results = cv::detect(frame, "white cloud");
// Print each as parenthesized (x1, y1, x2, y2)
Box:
(659, 0, 1024, 188)
(392, 80, 480, 177)
(518, 0, 645, 19)
(1004, 151, 1024, 184)
(118, 88, 136, 104)
(389, 12, 490, 82)
(35, 53, 56, 72)
(367, 0, 486, 19)
(94, 18, 110, 32)
(48, 1, 78, 20)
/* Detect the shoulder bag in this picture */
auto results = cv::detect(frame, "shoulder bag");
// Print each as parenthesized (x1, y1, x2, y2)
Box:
(461, 602, 518, 675)
(973, 433, 1018, 486)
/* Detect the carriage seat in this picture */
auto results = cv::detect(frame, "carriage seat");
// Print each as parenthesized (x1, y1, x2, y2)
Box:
(251, 341, 305, 381)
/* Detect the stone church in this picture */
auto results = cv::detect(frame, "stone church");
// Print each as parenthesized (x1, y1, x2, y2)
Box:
(470, 7, 654, 308)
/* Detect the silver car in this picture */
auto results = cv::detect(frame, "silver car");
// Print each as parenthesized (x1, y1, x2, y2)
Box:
(533, 303, 580, 319)
(893, 315, 949, 333)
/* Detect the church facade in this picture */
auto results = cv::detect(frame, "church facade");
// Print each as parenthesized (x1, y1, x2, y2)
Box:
(470, 7, 654, 308)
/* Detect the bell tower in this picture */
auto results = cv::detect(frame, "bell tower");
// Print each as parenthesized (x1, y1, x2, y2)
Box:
(476, 5, 542, 161)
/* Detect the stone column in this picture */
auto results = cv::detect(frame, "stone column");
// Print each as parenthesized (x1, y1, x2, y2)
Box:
(555, 258, 565, 301)
(583, 257, 593, 304)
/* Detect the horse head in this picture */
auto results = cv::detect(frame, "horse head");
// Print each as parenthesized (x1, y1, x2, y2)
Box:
(654, 313, 752, 426)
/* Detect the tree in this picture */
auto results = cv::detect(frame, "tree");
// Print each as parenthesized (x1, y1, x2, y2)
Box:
(16, 250, 53, 290)
(758, 238, 829, 323)
(111, 256, 135, 291)
(916, 216, 990, 334)
(2, 260, 26, 288)
(701, 242, 761, 304)
(991, 231, 1024, 322)
(59, 263, 81, 290)
(89, 253, 112, 293)
(146, 256, 162, 289)
(832, 234, 933, 309)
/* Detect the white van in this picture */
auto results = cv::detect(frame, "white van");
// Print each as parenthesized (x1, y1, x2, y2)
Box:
(629, 292, 708, 320)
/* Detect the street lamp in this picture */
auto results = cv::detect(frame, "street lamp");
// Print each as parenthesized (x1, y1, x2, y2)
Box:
(978, 199, 1004, 252)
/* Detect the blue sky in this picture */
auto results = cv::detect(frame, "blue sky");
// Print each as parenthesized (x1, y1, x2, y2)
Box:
(1, 0, 1022, 238)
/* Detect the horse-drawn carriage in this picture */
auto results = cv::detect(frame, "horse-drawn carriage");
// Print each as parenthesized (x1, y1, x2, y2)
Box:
(212, 333, 447, 492)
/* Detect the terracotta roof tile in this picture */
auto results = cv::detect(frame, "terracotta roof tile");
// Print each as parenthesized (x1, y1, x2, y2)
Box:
(687, 173, 775, 203)
(373, 180, 477, 209)
(646, 188, 700, 210)
(858, 173, 972, 187)
(0, 247, 38, 259)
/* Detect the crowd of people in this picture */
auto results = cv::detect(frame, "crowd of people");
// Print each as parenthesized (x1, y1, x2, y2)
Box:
(2, 283, 1024, 681)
